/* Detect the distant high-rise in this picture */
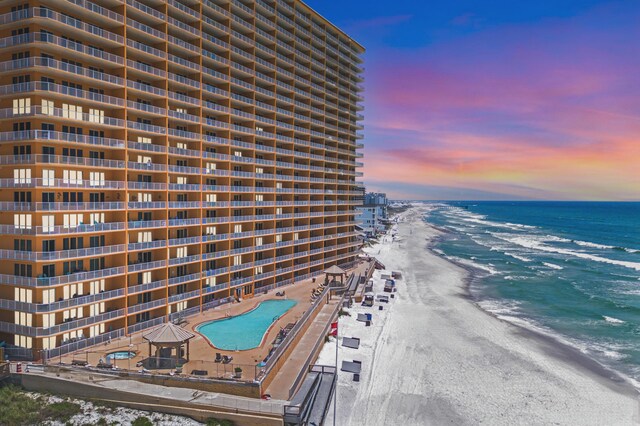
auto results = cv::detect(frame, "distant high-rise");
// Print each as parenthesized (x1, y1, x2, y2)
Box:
(357, 192, 388, 237)
(0, 0, 364, 358)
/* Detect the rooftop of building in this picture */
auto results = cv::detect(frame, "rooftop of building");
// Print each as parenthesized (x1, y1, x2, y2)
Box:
(297, 0, 366, 52)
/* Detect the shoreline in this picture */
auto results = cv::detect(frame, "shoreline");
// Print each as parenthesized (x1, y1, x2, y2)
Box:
(428, 233, 639, 395)
(321, 206, 639, 425)
(423, 208, 640, 394)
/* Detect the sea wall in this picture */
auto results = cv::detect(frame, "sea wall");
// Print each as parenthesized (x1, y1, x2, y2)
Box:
(20, 372, 281, 426)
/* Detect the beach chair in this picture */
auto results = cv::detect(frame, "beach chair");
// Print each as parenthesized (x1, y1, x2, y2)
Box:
(222, 355, 233, 364)
(215, 353, 222, 363)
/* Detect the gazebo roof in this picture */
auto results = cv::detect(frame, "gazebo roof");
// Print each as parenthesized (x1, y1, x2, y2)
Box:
(142, 322, 195, 344)
(324, 265, 346, 275)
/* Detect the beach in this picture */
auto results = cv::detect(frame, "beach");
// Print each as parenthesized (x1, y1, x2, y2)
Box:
(318, 206, 639, 425)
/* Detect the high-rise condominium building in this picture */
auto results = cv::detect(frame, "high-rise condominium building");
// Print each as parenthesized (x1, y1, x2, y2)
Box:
(0, 0, 364, 358)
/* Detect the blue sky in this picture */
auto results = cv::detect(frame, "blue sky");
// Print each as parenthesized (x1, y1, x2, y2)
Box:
(304, 0, 640, 200)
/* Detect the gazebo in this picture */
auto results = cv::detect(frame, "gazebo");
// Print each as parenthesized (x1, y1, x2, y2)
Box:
(142, 322, 195, 367)
(324, 265, 347, 286)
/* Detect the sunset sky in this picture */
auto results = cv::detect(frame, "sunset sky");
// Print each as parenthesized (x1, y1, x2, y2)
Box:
(305, 0, 640, 200)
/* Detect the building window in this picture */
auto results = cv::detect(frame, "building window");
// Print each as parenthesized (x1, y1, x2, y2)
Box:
(14, 264, 32, 277)
(41, 99, 54, 115)
(14, 311, 32, 327)
(90, 279, 106, 294)
(14, 213, 32, 230)
(62, 103, 83, 120)
(42, 169, 54, 186)
(13, 168, 31, 184)
(15, 335, 32, 349)
(42, 215, 54, 233)
(63, 283, 84, 300)
(63, 169, 83, 185)
(41, 311, 55, 330)
(88, 108, 104, 123)
(90, 212, 104, 224)
(12, 98, 31, 115)
(63, 213, 83, 229)
(14, 287, 32, 303)
(89, 171, 105, 186)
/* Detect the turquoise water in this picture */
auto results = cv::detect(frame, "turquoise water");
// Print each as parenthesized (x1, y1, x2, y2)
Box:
(196, 299, 297, 351)
(426, 202, 640, 384)
(106, 351, 135, 360)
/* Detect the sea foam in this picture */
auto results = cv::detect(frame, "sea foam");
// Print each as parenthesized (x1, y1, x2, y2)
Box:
(603, 316, 625, 324)
(494, 234, 640, 272)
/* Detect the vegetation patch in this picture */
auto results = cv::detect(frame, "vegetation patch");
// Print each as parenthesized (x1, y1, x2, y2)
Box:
(41, 400, 82, 422)
(0, 385, 44, 425)
(206, 418, 235, 426)
(131, 416, 154, 426)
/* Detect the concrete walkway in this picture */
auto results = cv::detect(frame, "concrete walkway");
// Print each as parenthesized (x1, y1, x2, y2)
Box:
(22, 368, 285, 418)
(266, 260, 374, 400)
(265, 299, 340, 400)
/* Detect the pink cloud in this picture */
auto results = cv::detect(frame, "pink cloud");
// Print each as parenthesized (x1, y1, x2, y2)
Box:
(358, 4, 640, 199)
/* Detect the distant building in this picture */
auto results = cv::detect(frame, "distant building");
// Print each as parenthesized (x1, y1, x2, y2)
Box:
(356, 192, 388, 237)
(364, 193, 388, 207)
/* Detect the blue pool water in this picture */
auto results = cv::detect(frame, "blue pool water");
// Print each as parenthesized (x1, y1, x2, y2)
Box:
(196, 299, 297, 350)
(105, 351, 135, 360)
(425, 201, 640, 384)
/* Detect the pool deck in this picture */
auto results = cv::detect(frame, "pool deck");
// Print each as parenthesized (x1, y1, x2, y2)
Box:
(53, 260, 375, 403)
(59, 274, 329, 376)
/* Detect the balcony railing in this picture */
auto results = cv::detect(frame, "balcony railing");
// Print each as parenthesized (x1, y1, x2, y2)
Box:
(0, 308, 125, 337)
(0, 130, 124, 148)
(0, 244, 125, 261)
(0, 288, 125, 313)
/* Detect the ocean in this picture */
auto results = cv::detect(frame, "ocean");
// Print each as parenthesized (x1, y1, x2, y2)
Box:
(425, 201, 640, 385)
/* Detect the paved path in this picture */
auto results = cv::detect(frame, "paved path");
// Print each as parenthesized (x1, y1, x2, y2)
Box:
(266, 261, 373, 400)
(265, 299, 339, 400)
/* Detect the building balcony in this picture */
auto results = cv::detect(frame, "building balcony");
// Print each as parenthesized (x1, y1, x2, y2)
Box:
(0, 308, 125, 337)
(0, 288, 125, 314)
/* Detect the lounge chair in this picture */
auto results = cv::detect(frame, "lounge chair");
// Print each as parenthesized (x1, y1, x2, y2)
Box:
(222, 355, 233, 364)
(215, 353, 222, 363)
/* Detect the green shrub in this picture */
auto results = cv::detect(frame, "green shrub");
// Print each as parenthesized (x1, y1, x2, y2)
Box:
(206, 418, 234, 426)
(131, 416, 154, 426)
(41, 401, 82, 423)
(0, 385, 42, 425)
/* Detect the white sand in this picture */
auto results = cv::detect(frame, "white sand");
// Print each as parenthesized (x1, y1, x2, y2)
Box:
(34, 393, 202, 426)
(318, 207, 639, 425)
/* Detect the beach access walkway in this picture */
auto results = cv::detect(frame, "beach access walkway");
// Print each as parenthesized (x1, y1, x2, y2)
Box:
(267, 261, 372, 400)
(265, 298, 340, 400)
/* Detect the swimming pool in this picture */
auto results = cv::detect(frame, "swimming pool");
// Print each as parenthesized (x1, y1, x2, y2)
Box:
(196, 299, 297, 351)
(105, 351, 135, 360)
